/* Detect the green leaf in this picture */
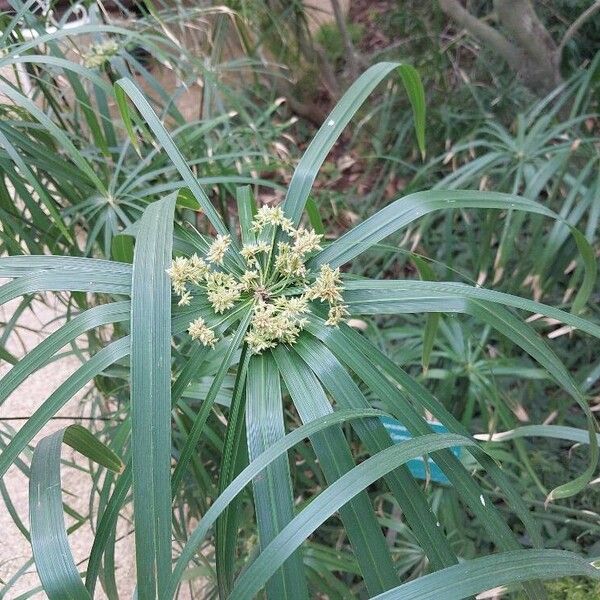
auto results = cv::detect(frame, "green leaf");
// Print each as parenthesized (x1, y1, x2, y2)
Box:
(29, 425, 122, 599)
(171, 313, 252, 494)
(312, 191, 595, 303)
(111, 235, 135, 263)
(0, 80, 107, 195)
(0, 302, 130, 407)
(168, 407, 390, 596)
(272, 347, 399, 595)
(474, 425, 600, 445)
(282, 62, 426, 225)
(305, 198, 325, 235)
(0, 270, 131, 305)
(293, 336, 457, 571)
(412, 255, 440, 373)
(337, 283, 598, 501)
(114, 79, 232, 240)
(306, 317, 545, 557)
(343, 279, 600, 339)
(86, 464, 132, 596)
(246, 353, 309, 599)
(0, 256, 132, 278)
(0, 128, 72, 242)
(236, 186, 257, 245)
(216, 346, 251, 596)
(130, 192, 177, 598)
(229, 434, 475, 600)
(371, 550, 600, 600)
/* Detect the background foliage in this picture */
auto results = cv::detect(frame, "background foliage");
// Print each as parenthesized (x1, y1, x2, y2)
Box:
(1, 1, 599, 598)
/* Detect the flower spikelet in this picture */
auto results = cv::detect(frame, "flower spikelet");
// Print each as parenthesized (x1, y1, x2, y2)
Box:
(205, 272, 242, 313)
(207, 234, 231, 265)
(83, 40, 119, 68)
(240, 241, 270, 267)
(326, 303, 349, 326)
(166, 256, 192, 296)
(244, 297, 308, 354)
(188, 317, 218, 348)
(307, 264, 344, 304)
(274, 242, 306, 278)
(251, 205, 294, 234)
(241, 269, 260, 290)
(293, 227, 322, 255)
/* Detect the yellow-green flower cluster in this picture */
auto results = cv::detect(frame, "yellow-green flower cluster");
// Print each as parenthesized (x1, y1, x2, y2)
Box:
(251, 206, 294, 234)
(83, 40, 119, 68)
(244, 297, 309, 353)
(167, 203, 349, 354)
(188, 317, 218, 348)
(307, 265, 350, 326)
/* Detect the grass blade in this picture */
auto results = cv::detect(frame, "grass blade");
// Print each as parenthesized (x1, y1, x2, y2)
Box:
(229, 434, 475, 600)
(272, 347, 399, 595)
(246, 353, 309, 599)
(130, 192, 177, 598)
(372, 550, 600, 600)
(29, 425, 122, 599)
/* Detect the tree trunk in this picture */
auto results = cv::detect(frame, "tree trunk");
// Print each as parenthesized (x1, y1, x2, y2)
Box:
(494, 0, 562, 93)
(439, 0, 563, 95)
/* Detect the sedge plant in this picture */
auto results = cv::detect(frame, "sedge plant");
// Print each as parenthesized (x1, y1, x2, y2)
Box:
(1, 62, 600, 599)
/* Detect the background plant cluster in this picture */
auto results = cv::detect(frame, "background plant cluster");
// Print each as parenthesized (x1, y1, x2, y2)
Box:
(0, 0, 599, 598)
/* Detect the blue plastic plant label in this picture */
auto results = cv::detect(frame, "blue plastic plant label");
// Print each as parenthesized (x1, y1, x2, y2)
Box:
(380, 417, 461, 485)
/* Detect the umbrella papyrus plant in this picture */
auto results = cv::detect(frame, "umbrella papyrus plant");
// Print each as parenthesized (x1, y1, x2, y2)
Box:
(1, 63, 599, 599)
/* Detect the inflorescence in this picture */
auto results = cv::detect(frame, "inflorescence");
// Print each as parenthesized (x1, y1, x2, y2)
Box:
(83, 40, 120, 68)
(167, 205, 349, 354)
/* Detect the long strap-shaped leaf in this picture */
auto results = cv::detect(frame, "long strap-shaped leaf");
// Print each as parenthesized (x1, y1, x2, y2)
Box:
(371, 550, 600, 600)
(0, 309, 206, 482)
(216, 346, 251, 596)
(29, 425, 123, 599)
(0, 270, 131, 305)
(293, 337, 457, 571)
(229, 434, 475, 600)
(246, 354, 309, 600)
(0, 81, 107, 194)
(475, 424, 600, 445)
(86, 462, 133, 596)
(342, 287, 598, 499)
(311, 190, 596, 311)
(0, 256, 132, 277)
(171, 313, 251, 494)
(0, 128, 71, 241)
(115, 79, 231, 240)
(0, 336, 130, 479)
(0, 302, 130, 406)
(130, 193, 177, 599)
(168, 408, 389, 596)
(282, 62, 425, 226)
(343, 279, 600, 338)
(311, 191, 557, 268)
(272, 347, 399, 596)
(306, 319, 545, 554)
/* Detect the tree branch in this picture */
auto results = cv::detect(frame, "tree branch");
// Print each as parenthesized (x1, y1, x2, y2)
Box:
(558, 0, 600, 57)
(439, 0, 521, 67)
(495, 0, 557, 63)
(330, 0, 360, 79)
